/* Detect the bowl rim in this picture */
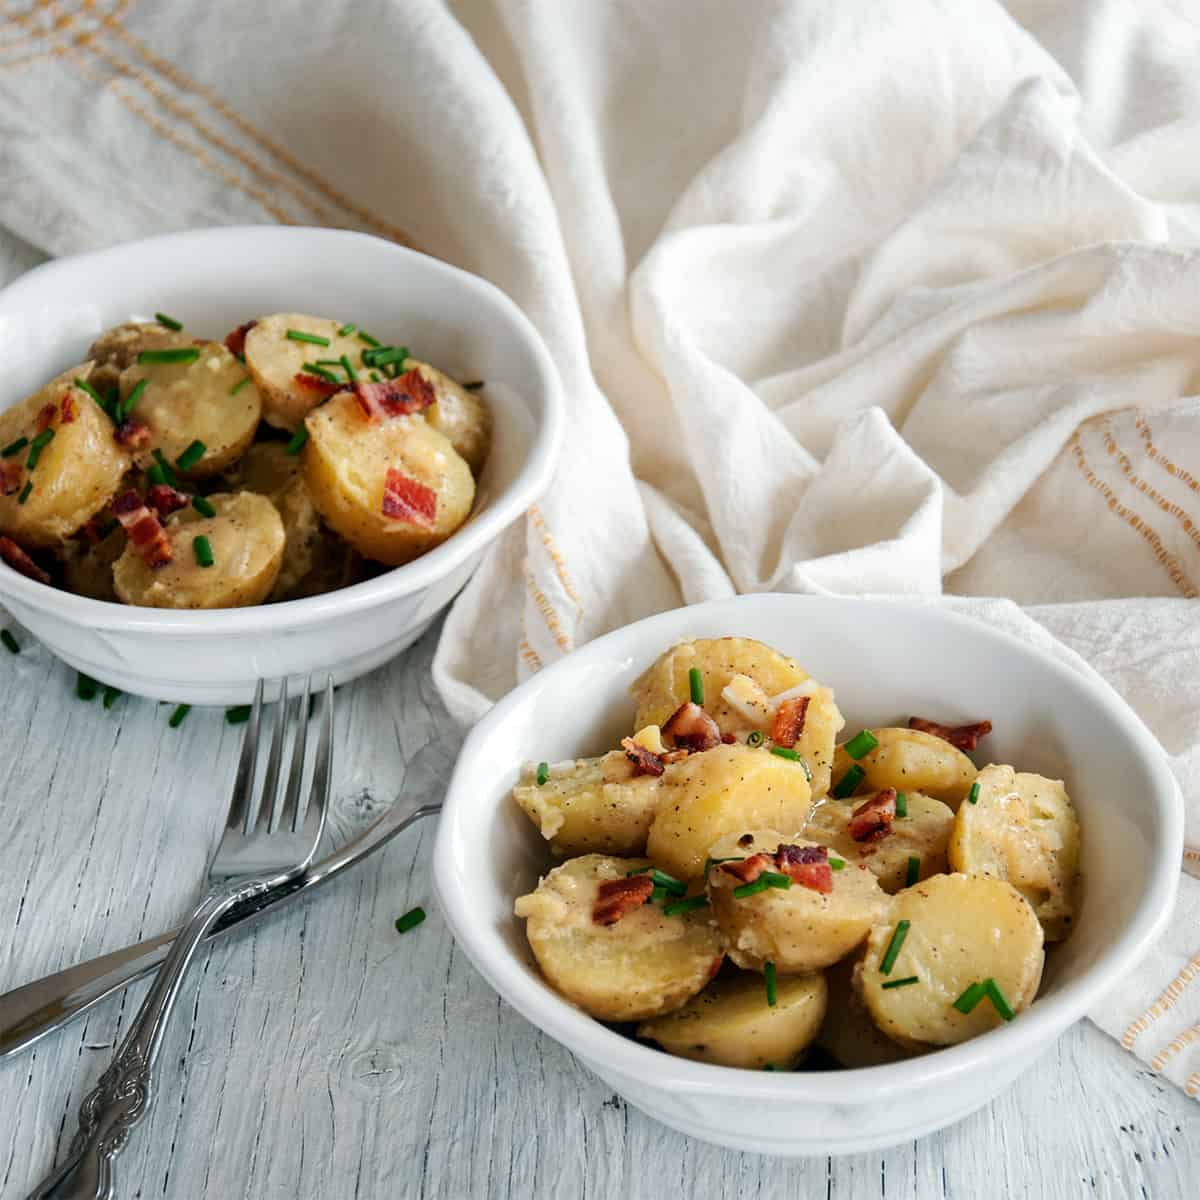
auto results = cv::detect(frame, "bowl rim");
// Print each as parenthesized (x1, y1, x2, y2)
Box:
(433, 593, 1183, 1099)
(0, 225, 565, 631)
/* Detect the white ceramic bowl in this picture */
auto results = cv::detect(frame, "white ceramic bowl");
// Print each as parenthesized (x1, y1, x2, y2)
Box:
(0, 227, 563, 703)
(434, 594, 1182, 1156)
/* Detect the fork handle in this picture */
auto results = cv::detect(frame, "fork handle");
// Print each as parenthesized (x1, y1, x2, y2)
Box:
(27, 875, 283, 1200)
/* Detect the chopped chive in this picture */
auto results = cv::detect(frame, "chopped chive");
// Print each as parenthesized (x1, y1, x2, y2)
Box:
(362, 345, 409, 368)
(137, 347, 199, 364)
(168, 703, 191, 728)
(358, 331, 380, 348)
(225, 704, 251, 724)
(895, 792, 908, 818)
(688, 666, 704, 705)
(536, 761, 549, 786)
(844, 729, 879, 760)
(663, 895, 709, 917)
(17, 480, 32, 505)
(746, 730, 764, 747)
(1, 436, 28, 457)
(102, 685, 122, 710)
(395, 906, 426, 934)
(762, 870, 792, 890)
(154, 311, 183, 331)
(831, 764, 865, 799)
(121, 378, 148, 420)
(338, 323, 357, 337)
(152, 449, 179, 487)
(74, 377, 105, 410)
(369, 370, 380, 382)
(906, 855, 920, 887)
(882, 975, 920, 990)
(1, 630, 18, 654)
(76, 673, 98, 701)
(340, 354, 357, 381)
(829, 856, 846, 870)
(284, 426, 308, 456)
(879, 919, 910, 975)
(193, 535, 215, 568)
(953, 981, 987, 1014)
(26, 428, 54, 469)
(650, 884, 670, 903)
(770, 746, 800, 761)
(146, 464, 167, 487)
(625, 865, 650, 876)
(649, 869, 687, 896)
(983, 977, 1015, 1021)
(175, 439, 206, 470)
(764, 961, 778, 1007)
(192, 495, 217, 519)
(286, 329, 330, 346)
(462, 380, 485, 391)
(230, 375, 252, 395)
(301, 362, 339, 383)
(733, 877, 771, 899)
(314, 358, 344, 367)
(968, 781, 981, 805)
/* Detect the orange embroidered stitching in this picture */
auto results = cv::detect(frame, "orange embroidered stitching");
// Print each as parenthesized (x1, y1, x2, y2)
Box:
(1136, 412, 1200, 494)
(1151, 1023, 1200, 1072)
(1102, 423, 1200, 553)
(1187, 1072, 1199, 1098)
(1121, 951, 1200, 1048)
(518, 638, 543, 674)
(528, 506, 583, 614)
(524, 568, 573, 653)
(1070, 434, 1199, 600)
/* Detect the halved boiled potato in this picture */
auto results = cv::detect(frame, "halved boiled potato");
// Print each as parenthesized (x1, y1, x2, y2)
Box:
(949, 764, 1080, 941)
(88, 321, 194, 395)
(514, 854, 724, 1023)
(302, 390, 475, 567)
(831, 727, 977, 808)
(707, 830, 890, 974)
(63, 524, 125, 602)
(243, 313, 370, 432)
(119, 342, 261, 478)
(513, 750, 664, 857)
(408, 360, 492, 475)
(113, 491, 284, 609)
(803, 792, 955, 893)
(646, 744, 813, 881)
(816, 957, 912, 1069)
(638, 970, 827, 1069)
(0, 367, 132, 547)
(859, 873, 1044, 1049)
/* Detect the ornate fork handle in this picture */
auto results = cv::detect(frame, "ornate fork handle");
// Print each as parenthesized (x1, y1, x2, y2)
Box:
(27, 875, 283, 1200)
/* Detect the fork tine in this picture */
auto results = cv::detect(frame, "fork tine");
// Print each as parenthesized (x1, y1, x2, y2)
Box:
(278, 673, 312, 832)
(301, 675, 335, 836)
(258, 677, 289, 832)
(228, 679, 264, 833)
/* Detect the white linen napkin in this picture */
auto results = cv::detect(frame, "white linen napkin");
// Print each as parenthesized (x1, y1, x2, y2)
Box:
(0, 0, 1196, 1097)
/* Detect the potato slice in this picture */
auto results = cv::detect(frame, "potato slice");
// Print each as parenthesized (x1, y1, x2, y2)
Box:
(803, 792, 954, 893)
(0, 367, 131, 547)
(647, 744, 814, 881)
(243, 313, 371, 432)
(513, 751, 664, 857)
(816, 957, 912, 1069)
(302, 390, 475, 567)
(707, 831, 890, 975)
(113, 491, 284, 609)
(88, 321, 194, 395)
(859, 873, 1044, 1049)
(63, 524, 125, 602)
(638, 970, 827, 1069)
(514, 854, 724, 1023)
(831, 727, 977, 808)
(949, 764, 1080, 941)
(118, 342, 261, 478)
(408, 360, 492, 475)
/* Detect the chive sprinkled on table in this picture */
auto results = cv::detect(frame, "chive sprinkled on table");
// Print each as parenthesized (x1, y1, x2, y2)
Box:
(535, 761, 549, 786)
(193, 535, 215, 568)
(831, 763, 865, 799)
(175, 439, 206, 470)
(1, 629, 18, 654)
(26, 428, 54, 469)
(286, 329, 330, 346)
(663, 895, 709, 917)
(881, 975, 920, 990)
(905, 854, 920, 887)
(952, 981, 986, 1014)
(895, 791, 908, 818)
(844, 729, 878, 759)
(395, 906, 426, 934)
(192, 495, 217, 519)
(225, 704, 251, 724)
(1, 436, 28, 457)
(983, 977, 1015, 1021)
(764, 960, 778, 1007)
(769, 746, 800, 761)
(154, 311, 183, 331)
(168, 703, 191, 728)
(284, 426, 308, 455)
(76, 673, 98, 701)
(879, 918, 910, 974)
(230, 376, 252, 395)
(968, 781, 981, 805)
(746, 729, 764, 747)
(102, 685, 122, 710)
(688, 666, 704, 705)
(121, 378, 148, 420)
(138, 347, 199, 364)
(17, 480, 32, 505)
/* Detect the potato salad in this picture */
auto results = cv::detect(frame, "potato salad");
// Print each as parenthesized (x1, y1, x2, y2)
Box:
(513, 637, 1081, 1071)
(0, 314, 490, 607)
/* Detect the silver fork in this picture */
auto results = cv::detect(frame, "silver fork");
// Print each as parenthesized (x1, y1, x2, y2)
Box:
(28, 676, 333, 1200)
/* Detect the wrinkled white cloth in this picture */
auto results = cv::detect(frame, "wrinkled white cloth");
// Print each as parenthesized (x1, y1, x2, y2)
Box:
(0, 0, 1197, 1096)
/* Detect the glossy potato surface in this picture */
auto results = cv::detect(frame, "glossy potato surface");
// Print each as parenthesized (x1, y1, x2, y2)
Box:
(88, 321, 194, 394)
(831, 727, 977, 808)
(409, 360, 492, 475)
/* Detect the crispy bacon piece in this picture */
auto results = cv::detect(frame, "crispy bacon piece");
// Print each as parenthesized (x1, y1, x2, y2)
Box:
(114, 419, 152, 449)
(0, 536, 50, 585)
(0, 461, 23, 496)
(592, 874, 654, 926)
(907, 716, 992, 751)
(721, 732, 737, 744)
(621, 736, 665, 778)
(294, 371, 342, 397)
(34, 402, 57, 433)
(775, 843, 833, 894)
(381, 468, 438, 528)
(224, 320, 257, 358)
(720, 853, 772, 884)
(351, 369, 436, 422)
(146, 484, 189, 519)
(661, 701, 722, 752)
(112, 488, 173, 567)
(849, 788, 897, 843)
(60, 393, 77, 423)
(772, 696, 810, 749)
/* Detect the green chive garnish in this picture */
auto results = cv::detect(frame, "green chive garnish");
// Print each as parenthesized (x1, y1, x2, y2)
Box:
(26, 428, 54, 469)
(829, 856, 846, 870)
(146, 464, 167, 486)
(844, 729, 879, 760)
(2, 436, 28, 457)
(152, 449, 179, 487)
(154, 312, 183, 331)
(340, 354, 357, 381)
(983, 977, 1015, 1021)
(225, 704, 251, 724)
(764, 961, 778, 1007)
(102, 685, 122, 710)
(953, 981, 987, 1014)
(363, 345, 409, 368)
(770, 746, 800, 761)
(832, 764, 865, 799)
(968, 781, 981, 805)
(287, 330, 330, 346)
(121, 378, 148, 420)
(314, 358, 343, 367)
(138, 347, 199, 364)
(536, 761, 549, 786)
(192, 495, 217, 519)
(762, 870, 792, 890)
(301, 362, 339, 383)
(733, 877, 771, 899)
(882, 975, 920, 990)
(895, 792, 908, 818)
(663, 895, 709, 917)
(626, 865, 650, 876)
(650, 885, 670, 903)
(74, 377, 105, 410)
(76, 673, 98, 701)
(879, 919, 910, 975)
(463, 380, 485, 391)
(1, 630, 18, 654)
(338, 323, 357, 337)
(395, 906, 426, 934)
(17, 480, 32, 505)
(746, 730, 764, 747)
(284, 426, 308, 456)
(193, 535, 215, 568)
(175, 439, 206, 470)
(688, 666, 704, 705)
(358, 331, 381, 348)
(231, 376, 252, 395)
(168, 703, 191, 728)
(905, 855, 920, 887)
(649, 869, 687, 896)
(368, 370, 380, 382)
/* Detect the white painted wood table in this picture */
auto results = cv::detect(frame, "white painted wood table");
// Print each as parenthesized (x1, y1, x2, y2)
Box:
(0, 239, 1197, 1199)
